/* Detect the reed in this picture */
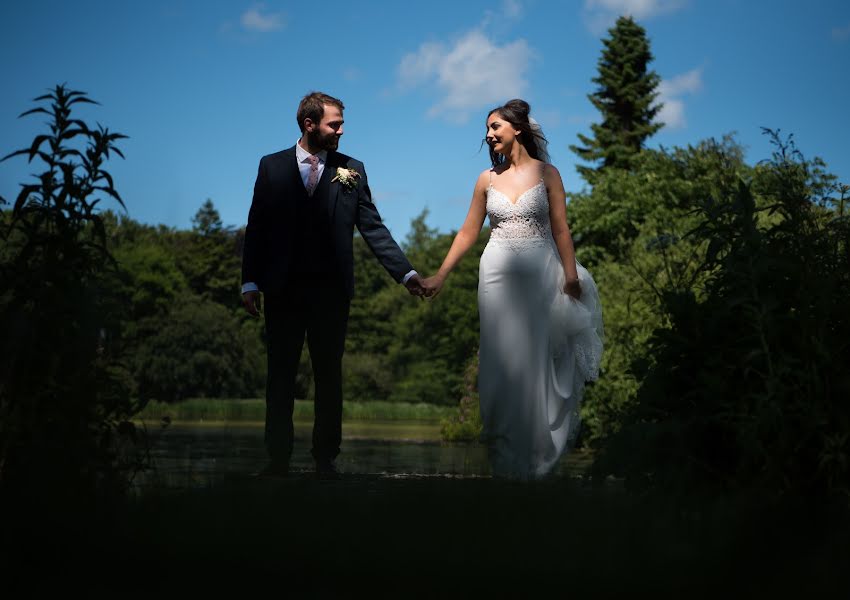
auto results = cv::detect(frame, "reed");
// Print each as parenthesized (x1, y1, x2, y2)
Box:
(134, 398, 454, 423)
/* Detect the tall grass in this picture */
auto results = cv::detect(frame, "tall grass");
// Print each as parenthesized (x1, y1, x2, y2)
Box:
(134, 398, 453, 423)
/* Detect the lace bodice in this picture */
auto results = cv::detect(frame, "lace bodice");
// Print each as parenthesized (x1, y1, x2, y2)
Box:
(486, 179, 553, 251)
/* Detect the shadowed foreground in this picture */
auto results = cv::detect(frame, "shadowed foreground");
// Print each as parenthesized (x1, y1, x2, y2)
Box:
(4, 474, 848, 597)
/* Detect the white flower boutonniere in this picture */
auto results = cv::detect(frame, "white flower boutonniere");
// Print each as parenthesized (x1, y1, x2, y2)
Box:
(332, 167, 360, 191)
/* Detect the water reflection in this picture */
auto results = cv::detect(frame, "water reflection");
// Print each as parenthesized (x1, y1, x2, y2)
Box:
(133, 421, 591, 491)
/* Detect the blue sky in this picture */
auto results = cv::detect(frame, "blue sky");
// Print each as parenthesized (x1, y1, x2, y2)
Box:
(2, 0, 849, 240)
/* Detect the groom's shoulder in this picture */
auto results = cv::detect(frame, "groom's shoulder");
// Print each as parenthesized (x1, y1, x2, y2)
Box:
(258, 146, 296, 167)
(333, 151, 363, 169)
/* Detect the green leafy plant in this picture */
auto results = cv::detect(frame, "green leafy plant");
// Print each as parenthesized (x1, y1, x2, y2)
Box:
(593, 130, 850, 497)
(0, 85, 143, 502)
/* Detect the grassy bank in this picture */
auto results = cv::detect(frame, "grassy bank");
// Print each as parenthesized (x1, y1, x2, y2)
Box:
(134, 398, 454, 423)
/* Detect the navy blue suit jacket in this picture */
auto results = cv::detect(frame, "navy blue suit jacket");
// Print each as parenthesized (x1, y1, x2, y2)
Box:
(241, 146, 413, 299)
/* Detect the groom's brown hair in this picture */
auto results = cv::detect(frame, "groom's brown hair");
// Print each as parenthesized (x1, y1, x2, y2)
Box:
(297, 92, 345, 133)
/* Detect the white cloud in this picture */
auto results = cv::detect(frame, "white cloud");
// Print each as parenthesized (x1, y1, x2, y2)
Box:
(503, 0, 523, 19)
(240, 4, 285, 32)
(656, 97, 686, 129)
(585, 0, 684, 19)
(398, 30, 533, 123)
(658, 68, 702, 96)
(833, 23, 850, 41)
(583, 0, 685, 34)
(655, 67, 703, 129)
(480, 1, 524, 35)
(534, 109, 563, 129)
(343, 67, 361, 82)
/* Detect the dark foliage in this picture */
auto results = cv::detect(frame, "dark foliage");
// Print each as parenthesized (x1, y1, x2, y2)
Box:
(594, 130, 850, 498)
(0, 85, 144, 502)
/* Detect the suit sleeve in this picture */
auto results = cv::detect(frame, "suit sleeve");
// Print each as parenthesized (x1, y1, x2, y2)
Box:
(354, 163, 415, 283)
(241, 157, 271, 288)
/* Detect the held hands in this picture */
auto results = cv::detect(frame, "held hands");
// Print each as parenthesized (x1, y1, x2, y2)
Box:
(405, 273, 445, 299)
(422, 274, 445, 299)
(404, 273, 427, 299)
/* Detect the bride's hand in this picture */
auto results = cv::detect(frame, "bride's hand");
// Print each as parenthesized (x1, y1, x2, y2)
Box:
(422, 275, 445, 299)
(564, 277, 582, 299)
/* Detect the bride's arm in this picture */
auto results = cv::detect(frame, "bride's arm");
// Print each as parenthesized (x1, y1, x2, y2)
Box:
(423, 170, 489, 297)
(545, 164, 581, 297)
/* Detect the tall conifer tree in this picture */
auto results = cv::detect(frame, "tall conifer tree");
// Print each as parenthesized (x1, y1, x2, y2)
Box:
(571, 16, 662, 184)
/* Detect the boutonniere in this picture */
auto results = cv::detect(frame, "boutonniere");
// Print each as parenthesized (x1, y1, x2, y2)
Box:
(332, 167, 360, 191)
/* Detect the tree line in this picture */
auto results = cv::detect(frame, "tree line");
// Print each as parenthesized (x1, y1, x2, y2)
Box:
(1, 17, 847, 502)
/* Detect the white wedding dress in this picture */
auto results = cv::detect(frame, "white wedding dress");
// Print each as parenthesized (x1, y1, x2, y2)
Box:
(478, 173, 603, 479)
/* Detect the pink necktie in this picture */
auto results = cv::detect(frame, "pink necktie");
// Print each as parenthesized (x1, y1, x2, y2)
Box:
(306, 155, 319, 196)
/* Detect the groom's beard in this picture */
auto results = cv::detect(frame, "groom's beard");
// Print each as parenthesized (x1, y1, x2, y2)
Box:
(307, 130, 339, 152)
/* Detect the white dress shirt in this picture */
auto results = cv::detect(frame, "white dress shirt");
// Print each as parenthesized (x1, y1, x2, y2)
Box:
(295, 139, 327, 188)
(242, 140, 416, 294)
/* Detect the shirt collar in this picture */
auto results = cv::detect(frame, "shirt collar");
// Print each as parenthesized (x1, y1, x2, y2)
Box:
(296, 139, 328, 163)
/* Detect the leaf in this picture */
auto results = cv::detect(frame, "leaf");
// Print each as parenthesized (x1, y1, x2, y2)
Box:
(13, 184, 39, 213)
(59, 128, 88, 141)
(33, 150, 54, 164)
(67, 118, 91, 131)
(26, 134, 52, 161)
(0, 148, 32, 163)
(67, 97, 100, 107)
(57, 148, 84, 161)
(18, 107, 50, 119)
(705, 236, 724, 264)
(93, 185, 126, 209)
(99, 170, 115, 189)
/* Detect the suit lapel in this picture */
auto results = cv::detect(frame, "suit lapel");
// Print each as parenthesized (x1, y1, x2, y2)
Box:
(317, 151, 341, 219)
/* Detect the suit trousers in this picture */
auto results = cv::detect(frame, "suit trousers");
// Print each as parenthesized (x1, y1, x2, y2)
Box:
(262, 276, 350, 464)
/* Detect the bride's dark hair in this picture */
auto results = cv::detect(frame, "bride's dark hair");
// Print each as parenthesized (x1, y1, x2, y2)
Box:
(485, 99, 548, 167)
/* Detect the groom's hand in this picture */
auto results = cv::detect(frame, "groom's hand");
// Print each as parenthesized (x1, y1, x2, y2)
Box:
(404, 274, 426, 299)
(242, 290, 262, 316)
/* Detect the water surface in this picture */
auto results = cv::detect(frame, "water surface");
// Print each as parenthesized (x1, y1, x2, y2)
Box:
(133, 420, 592, 490)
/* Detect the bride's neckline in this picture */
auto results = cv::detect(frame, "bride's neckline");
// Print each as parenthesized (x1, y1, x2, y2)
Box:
(488, 179, 545, 206)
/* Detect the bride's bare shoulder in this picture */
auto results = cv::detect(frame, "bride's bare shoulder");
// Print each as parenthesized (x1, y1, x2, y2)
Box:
(542, 163, 566, 195)
(542, 162, 561, 176)
(475, 168, 493, 190)
(543, 162, 564, 183)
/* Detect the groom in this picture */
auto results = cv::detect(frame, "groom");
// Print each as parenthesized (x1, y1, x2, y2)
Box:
(241, 91, 425, 479)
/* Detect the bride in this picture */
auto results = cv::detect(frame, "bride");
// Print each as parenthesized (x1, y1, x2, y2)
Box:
(422, 99, 603, 479)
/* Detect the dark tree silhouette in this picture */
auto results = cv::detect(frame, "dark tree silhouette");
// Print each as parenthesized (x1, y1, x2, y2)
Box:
(571, 16, 663, 185)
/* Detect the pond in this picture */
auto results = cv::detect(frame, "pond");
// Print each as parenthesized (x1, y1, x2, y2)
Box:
(131, 419, 594, 491)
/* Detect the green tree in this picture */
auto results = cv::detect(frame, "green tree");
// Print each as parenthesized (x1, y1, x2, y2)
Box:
(133, 296, 264, 402)
(192, 198, 224, 235)
(112, 240, 187, 327)
(174, 199, 241, 309)
(593, 131, 850, 497)
(567, 136, 752, 445)
(570, 15, 662, 185)
(333, 209, 487, 407)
